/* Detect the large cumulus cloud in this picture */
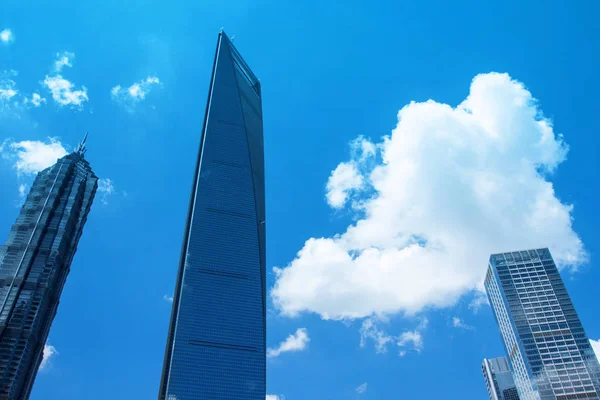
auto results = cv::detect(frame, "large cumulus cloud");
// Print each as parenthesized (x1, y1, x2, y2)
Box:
(272, 72, 586, 320)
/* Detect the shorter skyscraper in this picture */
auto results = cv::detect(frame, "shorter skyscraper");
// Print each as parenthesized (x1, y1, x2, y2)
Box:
(485, 248, 600, 400)
(0, 136, 97, 399)
(483, 357, 521, 400)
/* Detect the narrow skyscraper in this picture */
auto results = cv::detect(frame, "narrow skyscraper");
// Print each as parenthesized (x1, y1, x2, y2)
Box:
(158, 32, 266, 400)
(482, 357, 521, 400)
(485, 248, 600, 400)
(0, 136, 97, 399)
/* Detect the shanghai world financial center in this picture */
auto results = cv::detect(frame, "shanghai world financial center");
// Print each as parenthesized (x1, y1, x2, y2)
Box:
(157, 31, 266, 400)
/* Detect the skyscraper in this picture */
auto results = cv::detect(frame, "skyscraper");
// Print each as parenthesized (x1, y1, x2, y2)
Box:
(0, 136, 97, 399)
(482, 357, 521, 400)
(158, 31, 266, 400)
(485, 248, 600, 400)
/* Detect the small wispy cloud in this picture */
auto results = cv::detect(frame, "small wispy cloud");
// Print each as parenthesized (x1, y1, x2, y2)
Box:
(451, 317, 473, 330)
(97, 178, 115, 205)
(24, 93, 47, 108)
(111, 75, 161, 112)
(42, 52, 88, 109)
(359, 317, 393, 354)
(0, 29, 14, 44)
(360, 316, 428, 357)
(0, 82, 17, 101)
(356, 383, 368, 394)
(53, 51, 74, 72)
(0, 71, 18, 106)
(1, 71, 47, 111)
(40, 344, 58, 370)
(18, 184, 27, 198)
(163, 295, 173, 303)
(397, 319, 428, 357)
(266, 395, 286, 400)
(468, 291, 489, 313)
(267, 328, 310, 358)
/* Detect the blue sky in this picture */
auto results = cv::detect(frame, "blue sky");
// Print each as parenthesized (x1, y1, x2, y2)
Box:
(1, 1, 600, 399)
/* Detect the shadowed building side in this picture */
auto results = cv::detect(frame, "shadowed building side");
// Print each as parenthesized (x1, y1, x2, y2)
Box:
(158, 31, 266, 400)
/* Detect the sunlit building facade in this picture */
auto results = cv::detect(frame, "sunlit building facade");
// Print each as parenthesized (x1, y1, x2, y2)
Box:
(485, 248, 600, 400)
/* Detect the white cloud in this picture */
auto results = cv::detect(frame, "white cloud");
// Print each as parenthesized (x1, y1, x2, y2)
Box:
(397, 318, 428, 356)
(1, 138, 67, 175)
(111, 75, 161, 111)
(326, 162, 363, 208)
(40, 344, 58, 370)
(42, 52, 88, 108)
(591, 339, 600, 361)
(0, 74, 18, 102)
(163, 294, 173, 303)
(43, 75, 88, 108)
(451, 317, 473, 330)
(468, 290, 490, 313)
(266, 395, 285, 400)
(53, 51, 74, 72)
(0, 84, 17, 101)
(0, 29, 14, 44)
(353, 136, 377, 161)
(359, 317, 393, 353)
(267, 328, 310, 358)
(356, 383, 368, 394)
(18, 184, 27, 198)
(271, 72, 586, 321)
(97, 178, 115, 205)
(325, 136, 377, 209)
(1, 72, 46, 110)
(25, 93, 47, 107)
(97, 178, 114, 194)
(359, 317, 427, 356)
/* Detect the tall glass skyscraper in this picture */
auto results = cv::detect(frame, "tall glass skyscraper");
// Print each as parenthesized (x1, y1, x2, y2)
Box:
(158, 31, 266, 400)
(485, 248, 600, 400)
(482, 357, 521, 400)
(0, 136, 97, 399)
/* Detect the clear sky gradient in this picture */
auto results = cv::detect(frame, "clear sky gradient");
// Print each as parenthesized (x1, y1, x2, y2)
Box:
(1, 1, 599, 399)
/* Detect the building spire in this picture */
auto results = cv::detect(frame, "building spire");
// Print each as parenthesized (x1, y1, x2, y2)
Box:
(74, 132, 88, 156)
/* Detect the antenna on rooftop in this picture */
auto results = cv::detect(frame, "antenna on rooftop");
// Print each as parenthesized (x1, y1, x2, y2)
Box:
(74, 132, 88, 156)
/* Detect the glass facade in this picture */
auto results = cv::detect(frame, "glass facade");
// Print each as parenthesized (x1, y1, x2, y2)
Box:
(158, 31, 266, 400)
(0, 139, 97, 399)
(485, 248, 600, 400)
(482, 357, 521, 400)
